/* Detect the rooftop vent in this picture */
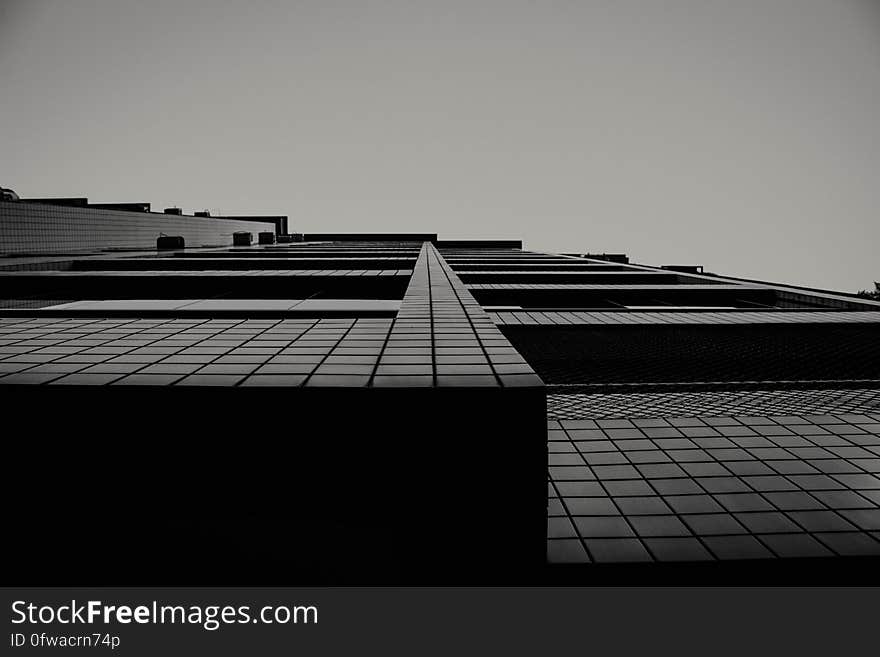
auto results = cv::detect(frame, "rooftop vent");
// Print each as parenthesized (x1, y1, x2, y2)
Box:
(233, 231, 253, 246)
(157, 235, 185, 250)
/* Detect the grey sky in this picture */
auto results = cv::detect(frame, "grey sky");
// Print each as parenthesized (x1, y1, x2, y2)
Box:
(2, 0, 879, 291)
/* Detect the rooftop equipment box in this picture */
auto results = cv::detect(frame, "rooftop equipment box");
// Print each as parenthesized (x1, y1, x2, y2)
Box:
(233, 231, 253, 246)
(156, 235, 185, 250)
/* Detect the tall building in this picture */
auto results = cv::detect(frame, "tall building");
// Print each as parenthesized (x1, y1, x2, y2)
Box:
(2, 196, 879, 583)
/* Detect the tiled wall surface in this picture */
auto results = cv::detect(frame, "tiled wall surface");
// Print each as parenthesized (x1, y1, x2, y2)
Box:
(0, 316, 396, 387)
(0, 201, 275, 254)
(369, 243, 542, 388)
(490, 310, 880, 326)
(0, 244, 543, 389)
(548, 413, 880, 563)
(469, 283, 752, 290)
(548, 389, 880, 419)
(0, 269, 412, 278)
